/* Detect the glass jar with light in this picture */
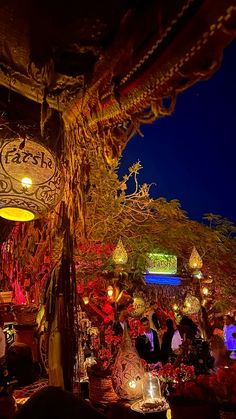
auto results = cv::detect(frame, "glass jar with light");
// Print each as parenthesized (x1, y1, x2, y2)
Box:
(142, 372, 161, 405)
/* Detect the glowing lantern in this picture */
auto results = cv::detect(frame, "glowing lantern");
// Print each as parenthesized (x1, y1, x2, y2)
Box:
(202, 287, 209, 296)
(83, 296, 89, 305)
(112, 323, 144, 400)
(193, 270, 203, 280)
(183, 294, 201, 314)
(112, 239, 128, 265)
(189, 247, 203, 269)
(142, 372, 161, 405)
(130, 296, 146, 318)
(0, 138, 64, 221)
(107, 285, 114, 298)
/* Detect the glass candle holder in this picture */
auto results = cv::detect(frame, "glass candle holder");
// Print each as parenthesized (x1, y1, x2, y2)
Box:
(142, 372, 161, 404)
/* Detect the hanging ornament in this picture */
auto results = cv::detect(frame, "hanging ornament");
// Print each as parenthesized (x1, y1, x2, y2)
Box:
(183, 294, 201, 314)
(189, 247, 203, 270)
(0, 138, 64, 221)
(112, 238, 128, 265)
(112, 323, 144, 400)
(130, 296, 146, 318)
(193, 270, 203, 280)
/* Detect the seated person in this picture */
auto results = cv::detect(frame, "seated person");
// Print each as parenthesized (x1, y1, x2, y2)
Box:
(14, 386, 105, 419)
(136, 317, 160, 364)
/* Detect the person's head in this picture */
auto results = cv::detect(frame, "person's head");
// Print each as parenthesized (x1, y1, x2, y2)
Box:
(166, 318, 174, 330)
(224, 315, 233, 326)
(141, 316, 151, 332)
(179, 316, 198, 340)
(118, 306, 128, 322)
(14, 386, 105, 419)
(150, 301, 158, 310)
(214, 316, 224, 330)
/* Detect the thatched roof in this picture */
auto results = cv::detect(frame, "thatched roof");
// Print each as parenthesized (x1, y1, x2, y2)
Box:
(0, 1, 235, 134)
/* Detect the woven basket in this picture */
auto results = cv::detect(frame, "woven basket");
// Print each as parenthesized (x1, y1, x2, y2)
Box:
(13, 305, 38, 325)
(89, 374, 119, 405)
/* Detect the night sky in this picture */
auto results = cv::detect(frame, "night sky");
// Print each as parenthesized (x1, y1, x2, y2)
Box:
(119, 40, 236, 223)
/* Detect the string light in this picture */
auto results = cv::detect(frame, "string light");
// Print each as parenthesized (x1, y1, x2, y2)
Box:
(21, 177, 32, 189)
(83, 296, 89, 305)
(107, 285, 114, 298)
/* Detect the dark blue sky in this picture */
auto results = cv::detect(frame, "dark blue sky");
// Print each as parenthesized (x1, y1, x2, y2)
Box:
(119, 40, 236, 223)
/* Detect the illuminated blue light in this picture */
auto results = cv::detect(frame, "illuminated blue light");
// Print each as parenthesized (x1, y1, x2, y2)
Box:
(144, 274, 181, 285)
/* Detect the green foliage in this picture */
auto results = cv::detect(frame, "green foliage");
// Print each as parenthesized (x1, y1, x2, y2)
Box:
(73, 155, 236, 308)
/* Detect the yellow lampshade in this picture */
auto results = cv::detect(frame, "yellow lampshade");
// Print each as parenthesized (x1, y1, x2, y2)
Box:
(0, 207, 34, 221)
(189, 246, 203, 269)
(0, 138, 64, 221)
(112, 239, 128, 265)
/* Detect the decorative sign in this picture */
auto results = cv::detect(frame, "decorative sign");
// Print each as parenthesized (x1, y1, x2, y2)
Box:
(0, 138, 64, 221)
(147, 253, 177, 275)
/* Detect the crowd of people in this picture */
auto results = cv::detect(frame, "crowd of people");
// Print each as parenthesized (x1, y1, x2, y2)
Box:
(112, 303, 236, 370)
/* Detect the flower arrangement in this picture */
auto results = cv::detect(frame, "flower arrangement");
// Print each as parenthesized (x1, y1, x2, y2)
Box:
(153, 362, 236, 406)
(89, 318, 142, 376)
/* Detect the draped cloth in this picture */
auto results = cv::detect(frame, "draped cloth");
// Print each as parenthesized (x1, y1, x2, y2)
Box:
(48, 294, 65, 388)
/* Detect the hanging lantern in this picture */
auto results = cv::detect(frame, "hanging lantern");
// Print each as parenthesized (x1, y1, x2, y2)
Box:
(202, 287, 209, 296)
(112, 323, 144, 400)
(0, 138, 64, 221)
(112, 239, 128, 265)
(189, 247, 203, 269)
(183, 294, 201, 314)
(130, 296, 146, 318)
(193, 269, 203, 280)
(142, 372, 161, 405)
(83, 296, 89, 305)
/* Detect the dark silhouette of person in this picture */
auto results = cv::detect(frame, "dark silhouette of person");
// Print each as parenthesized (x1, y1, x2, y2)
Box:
(136, 317, 160, 364)
(112, 306, 130, 336)
(161, 318, 175, 364)
(14, 386, 106, 419)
